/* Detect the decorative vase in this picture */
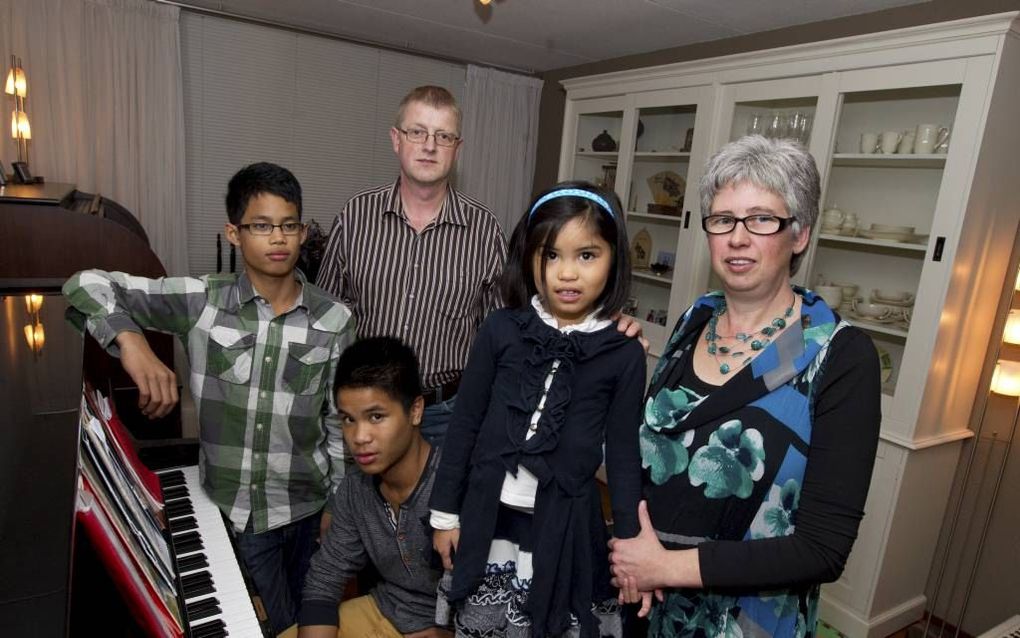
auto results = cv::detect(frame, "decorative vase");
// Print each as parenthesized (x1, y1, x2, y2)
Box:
(592, 130, 617, 152)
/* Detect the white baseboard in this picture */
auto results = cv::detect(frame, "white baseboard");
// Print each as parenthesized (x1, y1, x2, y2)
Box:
(819, 593, 926, 638)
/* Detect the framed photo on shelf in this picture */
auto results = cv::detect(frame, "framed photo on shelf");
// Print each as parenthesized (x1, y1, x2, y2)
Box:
(12, 161, 32, 184)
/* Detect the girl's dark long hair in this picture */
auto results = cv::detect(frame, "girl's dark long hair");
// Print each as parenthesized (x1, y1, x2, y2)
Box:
(499, 180, 630, 319)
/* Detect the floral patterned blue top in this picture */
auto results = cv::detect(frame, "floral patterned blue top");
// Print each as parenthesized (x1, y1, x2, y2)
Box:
(640, 288, 881, 638)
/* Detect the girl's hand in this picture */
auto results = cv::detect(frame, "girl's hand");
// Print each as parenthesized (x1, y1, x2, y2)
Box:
(616, 576, 662, 618)
(433, 528, 460, 571)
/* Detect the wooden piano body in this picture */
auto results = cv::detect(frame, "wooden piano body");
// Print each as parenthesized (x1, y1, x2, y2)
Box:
(0, 183, 260, 636)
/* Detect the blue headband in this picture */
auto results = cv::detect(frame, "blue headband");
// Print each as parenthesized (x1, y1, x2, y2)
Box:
(528, 188, 615, 220)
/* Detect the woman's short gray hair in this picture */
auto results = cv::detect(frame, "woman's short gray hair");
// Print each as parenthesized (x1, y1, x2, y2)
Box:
(699, 135, 820, 275)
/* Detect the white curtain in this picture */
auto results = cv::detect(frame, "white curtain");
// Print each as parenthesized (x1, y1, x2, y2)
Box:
(0, 0, 188, 275)
(458, 65, 543, 233)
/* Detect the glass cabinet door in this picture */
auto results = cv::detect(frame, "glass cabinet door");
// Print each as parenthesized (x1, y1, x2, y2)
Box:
(810, 82, 961, 399)
(713, 77, 828, 292)
(616, 88, 712, 354)
(565, 97, 626, 187)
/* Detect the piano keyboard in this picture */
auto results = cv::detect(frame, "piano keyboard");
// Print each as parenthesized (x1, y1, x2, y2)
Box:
(159, 466, 265, 637)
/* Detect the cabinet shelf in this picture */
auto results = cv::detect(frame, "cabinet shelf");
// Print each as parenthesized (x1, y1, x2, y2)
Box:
(818, 233, 928, 253)
(574, 151, 618, 157)
(632, 270, 673, 286)
(628, 210, 684, 224)
(831, 153, 946, 168)
(844, 319, 910, 339)
(633, 151, 691, 159)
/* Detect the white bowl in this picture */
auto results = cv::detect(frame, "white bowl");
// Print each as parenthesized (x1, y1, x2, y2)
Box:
(855, 302, 892, 319)
(872, 289, 911, 302)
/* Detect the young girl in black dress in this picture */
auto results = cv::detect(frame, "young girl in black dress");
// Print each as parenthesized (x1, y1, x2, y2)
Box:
(430, 181, 647, 637)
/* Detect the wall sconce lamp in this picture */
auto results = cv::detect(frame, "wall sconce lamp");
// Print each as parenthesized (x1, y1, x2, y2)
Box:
(925, 263, 1020, 635)
(24, 293, 42, 314)
(990, 360, 1020, 396)
(22, 293, 44, 355)
(5, 55, 32, 179)
(1001, 309, 1020, 345)
(23, 321, 45, 353)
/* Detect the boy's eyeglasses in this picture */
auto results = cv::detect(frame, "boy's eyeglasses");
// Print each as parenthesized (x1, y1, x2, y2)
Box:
(236, 222, 306, 236)
(397, 127, 460, 147)
(701, 214, 796, 236)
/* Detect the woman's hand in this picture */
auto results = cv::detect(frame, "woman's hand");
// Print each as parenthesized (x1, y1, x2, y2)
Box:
(609, 501, 702, 592)
(433, 528, 460, 571)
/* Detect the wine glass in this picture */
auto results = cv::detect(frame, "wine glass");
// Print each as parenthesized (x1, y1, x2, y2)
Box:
(746, 112, 764, 136)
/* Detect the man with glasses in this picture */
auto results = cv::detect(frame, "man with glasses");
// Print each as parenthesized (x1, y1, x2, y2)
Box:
(317, 85, 506, 445)
(64, 162, 355, 635)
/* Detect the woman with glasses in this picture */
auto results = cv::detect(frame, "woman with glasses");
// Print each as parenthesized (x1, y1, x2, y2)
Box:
(608, 135, 881, 638)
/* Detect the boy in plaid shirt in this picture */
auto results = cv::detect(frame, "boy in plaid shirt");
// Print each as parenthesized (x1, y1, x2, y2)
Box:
(64, 162, 355, 634)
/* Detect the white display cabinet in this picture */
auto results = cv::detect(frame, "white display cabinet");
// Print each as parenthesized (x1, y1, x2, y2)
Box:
(558, 87, 713, 354)
(559, 13, 1020, 638)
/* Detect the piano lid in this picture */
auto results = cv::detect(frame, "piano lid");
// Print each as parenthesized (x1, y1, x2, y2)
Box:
(0, 182, 165, 288)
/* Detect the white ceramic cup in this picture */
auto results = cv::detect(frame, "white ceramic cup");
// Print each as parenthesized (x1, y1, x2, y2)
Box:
(860, 132, 880, 154)
(914, 123, 948, 154)
(879, 131, 901, 154)
(821, 208, 845, 226)
(834, 282, 859, 302)
(816, 285, 843, 309)
(897, 131, 915, 154)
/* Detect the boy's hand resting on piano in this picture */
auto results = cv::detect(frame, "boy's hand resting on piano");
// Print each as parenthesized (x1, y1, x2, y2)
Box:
(116, 331, 179, 419)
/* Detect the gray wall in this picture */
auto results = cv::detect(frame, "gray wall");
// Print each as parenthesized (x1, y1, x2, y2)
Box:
(532, 0, 1020, 195)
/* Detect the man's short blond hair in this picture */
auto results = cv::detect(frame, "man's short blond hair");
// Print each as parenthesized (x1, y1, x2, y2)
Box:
(394, 85, 462, 134)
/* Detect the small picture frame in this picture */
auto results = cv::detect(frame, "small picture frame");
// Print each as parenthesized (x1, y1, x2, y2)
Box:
(622, 296, 638, 317)
(12, 161, 32, 184)
(0, 160, 7, 186)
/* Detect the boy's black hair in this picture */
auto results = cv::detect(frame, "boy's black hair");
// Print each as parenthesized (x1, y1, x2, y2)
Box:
(499, 180, 630, 319)
(333, 337, 422, 412)
(225, 162, 303, 225)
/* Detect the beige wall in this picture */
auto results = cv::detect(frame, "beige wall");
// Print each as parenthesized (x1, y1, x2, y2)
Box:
(532, 0, 1020, 196)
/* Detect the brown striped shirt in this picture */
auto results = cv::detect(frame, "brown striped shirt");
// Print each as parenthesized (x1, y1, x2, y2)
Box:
(316, 180, 507, 388)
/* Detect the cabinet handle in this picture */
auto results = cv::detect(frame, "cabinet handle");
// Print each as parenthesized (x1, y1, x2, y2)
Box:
(933, 236, 945, 262)
(683, 210, 691, 229)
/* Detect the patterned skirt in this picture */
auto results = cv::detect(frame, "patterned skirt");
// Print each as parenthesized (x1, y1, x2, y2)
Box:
(441, 505, 622, 638)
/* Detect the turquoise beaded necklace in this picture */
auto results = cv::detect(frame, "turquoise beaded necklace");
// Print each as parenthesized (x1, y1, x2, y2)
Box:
(705, 298, 795, 374)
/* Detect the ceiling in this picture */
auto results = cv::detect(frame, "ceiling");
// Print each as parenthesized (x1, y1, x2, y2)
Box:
(168, 0, 930, 73)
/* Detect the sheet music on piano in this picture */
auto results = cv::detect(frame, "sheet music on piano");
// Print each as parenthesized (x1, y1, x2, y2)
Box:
(76, 386, 265, 638)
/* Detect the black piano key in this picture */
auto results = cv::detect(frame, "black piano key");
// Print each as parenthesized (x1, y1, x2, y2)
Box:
(159, 471, 185, 487)
(162, 484, 189, 498)
(183, 580, 215, 598)
(166, 500, 194, 517)
(170, 515, 198, 532)
(191, 618, 227, 638)
(177, 552, 208, 572)
(181, 571, 213, 592)
(173, 531, 204, 554)
(186, 597, 221, 622)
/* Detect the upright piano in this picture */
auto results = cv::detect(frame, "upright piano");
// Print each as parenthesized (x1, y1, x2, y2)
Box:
(0, 183, 264, 636)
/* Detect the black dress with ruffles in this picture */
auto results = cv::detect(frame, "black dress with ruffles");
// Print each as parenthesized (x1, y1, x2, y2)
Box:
(430, 307, 646, 637)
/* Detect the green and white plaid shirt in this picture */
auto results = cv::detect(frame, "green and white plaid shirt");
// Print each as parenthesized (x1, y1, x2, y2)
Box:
(64, 269, 355, 533)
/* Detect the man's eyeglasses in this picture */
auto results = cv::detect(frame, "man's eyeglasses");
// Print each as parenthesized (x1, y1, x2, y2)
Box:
(236, 222, 305, 236)
(701, 214, 796, 236)
(397, 127, 460, 147)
